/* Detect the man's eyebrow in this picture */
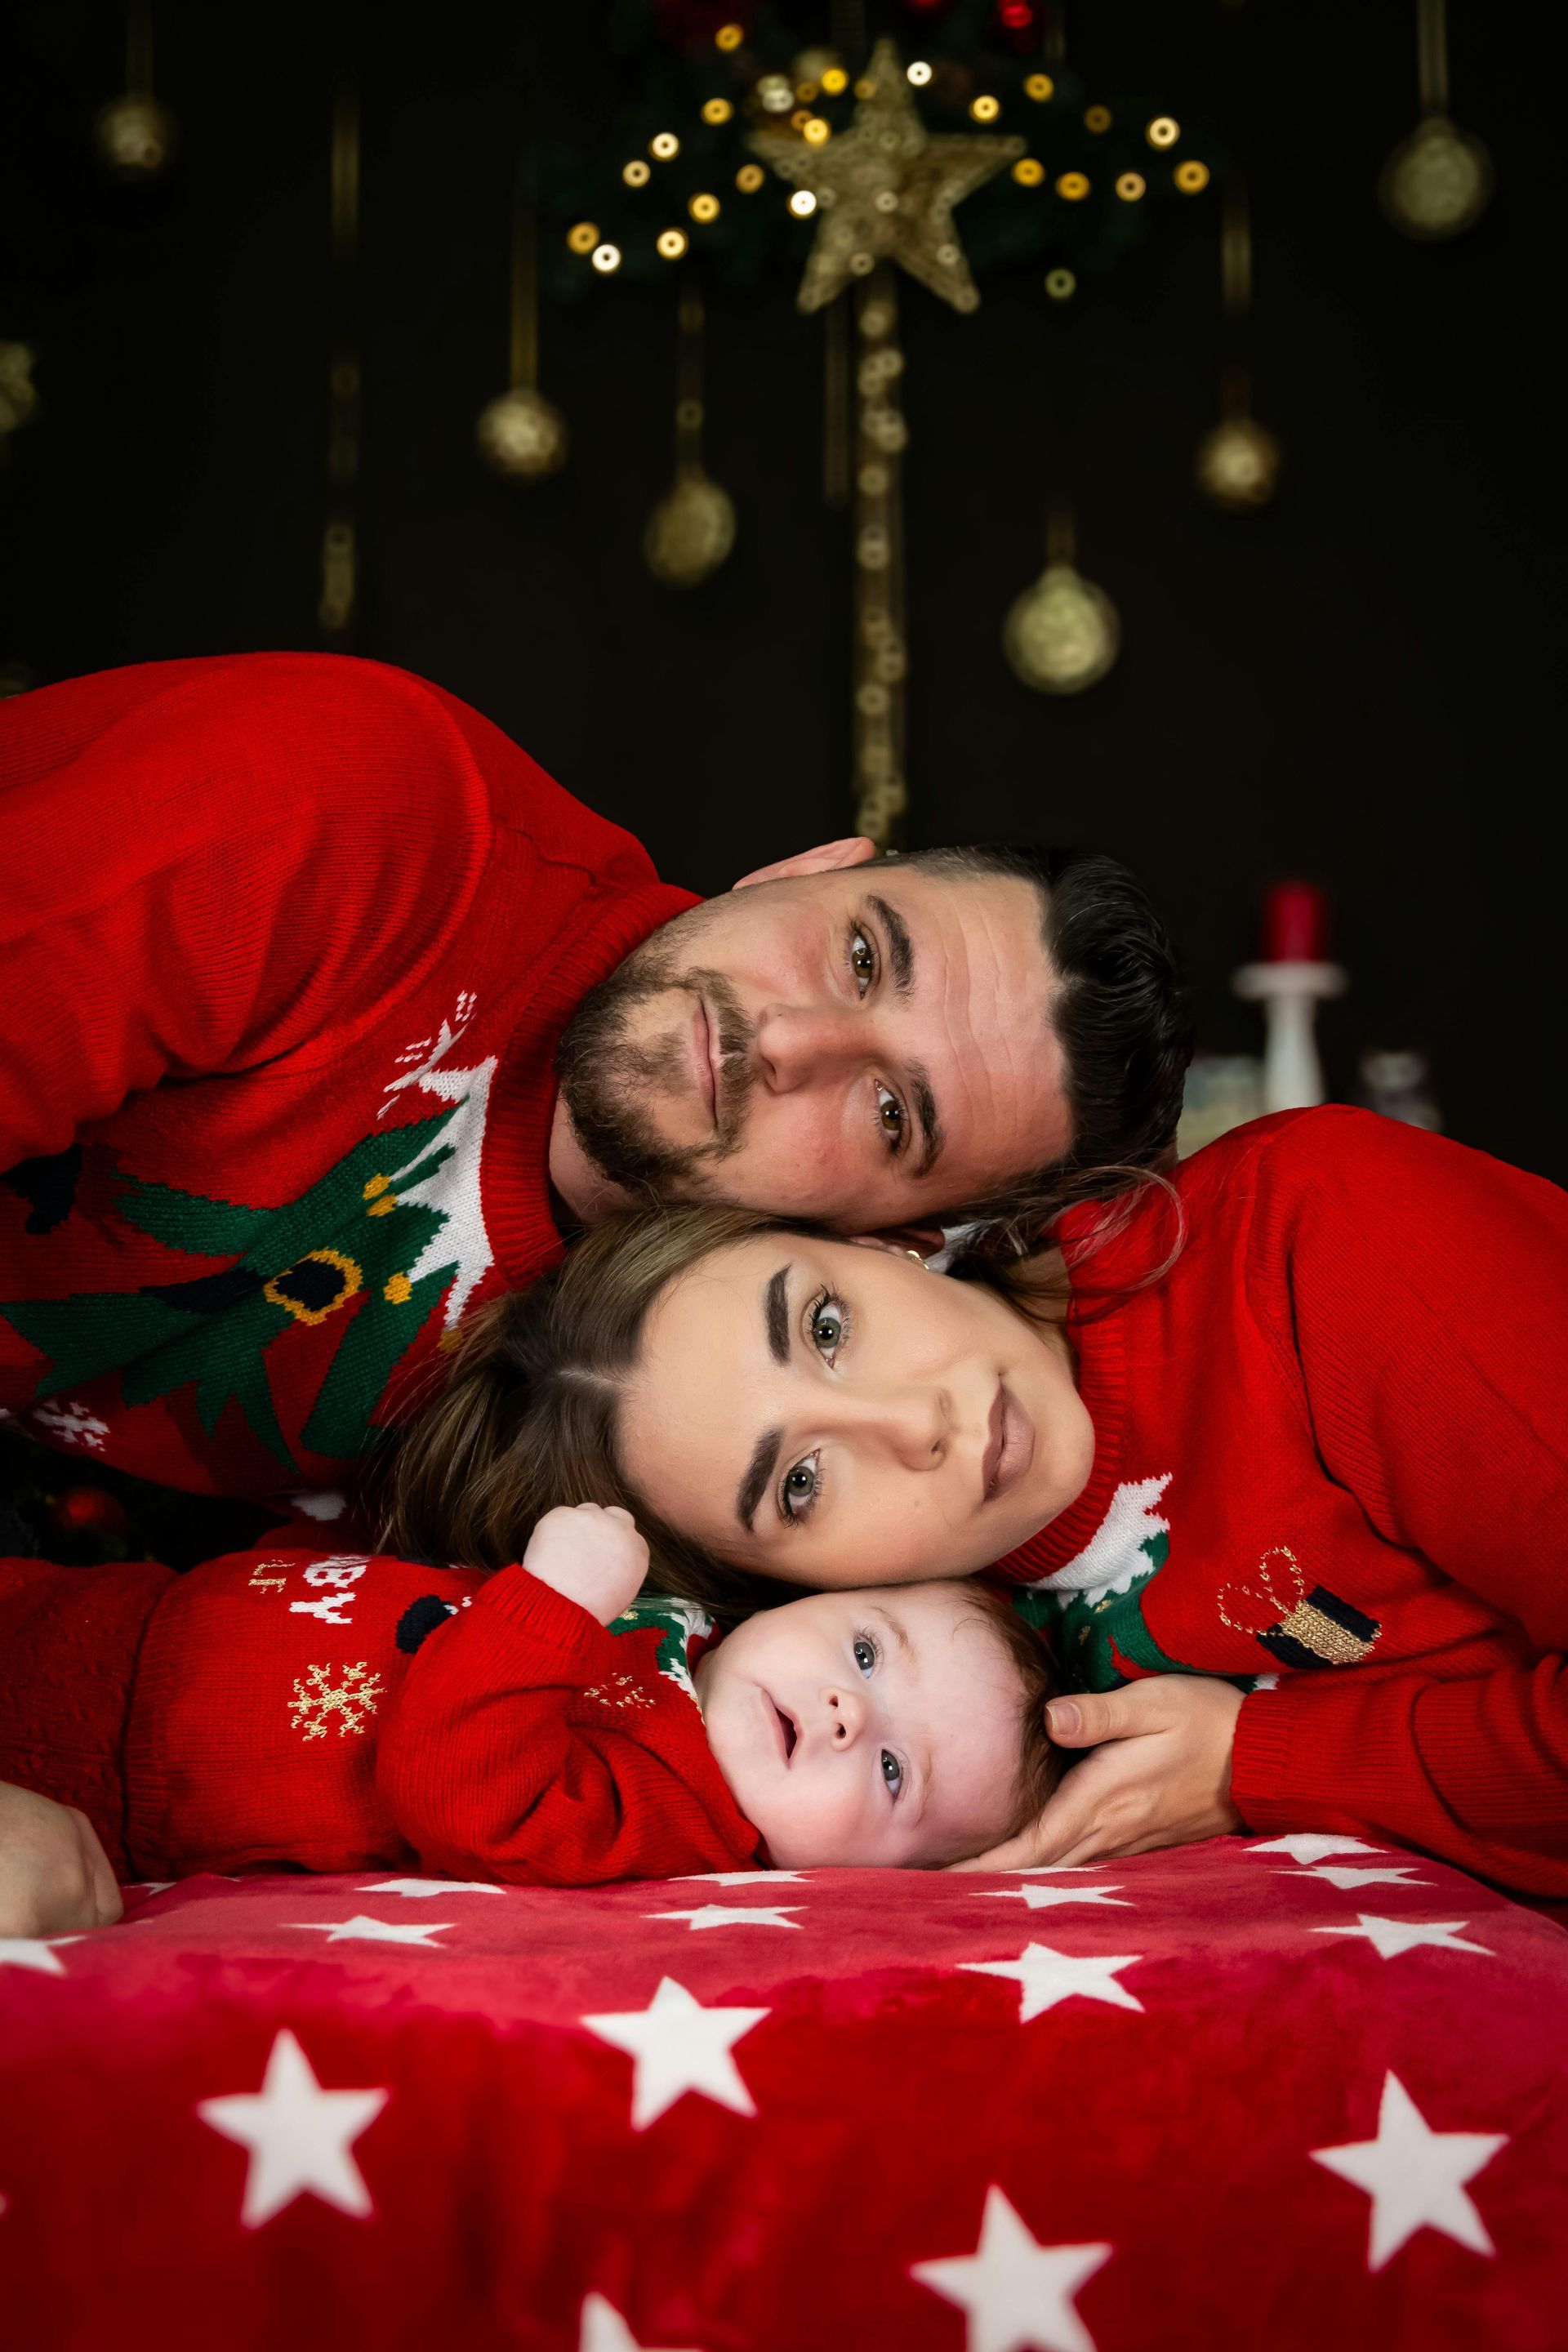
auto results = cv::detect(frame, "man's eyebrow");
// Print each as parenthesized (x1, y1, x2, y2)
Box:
(736, 1428, 784, 1532)
(866, 894, 914, 993)
(764, 1264, 791, 1366)
(906, 1064, 944, 1179)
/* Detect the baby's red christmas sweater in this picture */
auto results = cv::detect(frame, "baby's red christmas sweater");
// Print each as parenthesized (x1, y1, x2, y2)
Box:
(0, 653, 695, 1506)
(995, 1108, 1568, 1897)
(0, 1548, 761, 1883)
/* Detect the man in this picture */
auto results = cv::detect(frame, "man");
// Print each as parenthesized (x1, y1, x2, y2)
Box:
(0, 654, 1189, 1511)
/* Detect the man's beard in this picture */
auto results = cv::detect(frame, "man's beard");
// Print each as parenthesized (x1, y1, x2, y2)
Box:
(555, 935, 755, 1199)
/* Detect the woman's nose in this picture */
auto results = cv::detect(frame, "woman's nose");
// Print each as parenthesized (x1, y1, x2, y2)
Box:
(753, 1004, 863, 1093)
(833, 1382, 950, 1471)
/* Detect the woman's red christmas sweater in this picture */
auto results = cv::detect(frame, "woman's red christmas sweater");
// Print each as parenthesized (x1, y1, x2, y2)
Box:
(993, 1108, 1568, 1897)
(0, 653, 695, 1504)
(0, 1548, 760, 1883)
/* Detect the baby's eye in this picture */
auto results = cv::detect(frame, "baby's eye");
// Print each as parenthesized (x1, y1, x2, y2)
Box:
(853, 1636, 876, 1675)
(880, 1749, 904, 1798)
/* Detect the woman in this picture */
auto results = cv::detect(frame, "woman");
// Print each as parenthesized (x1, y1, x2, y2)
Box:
(387, 1106, 1568, 1897)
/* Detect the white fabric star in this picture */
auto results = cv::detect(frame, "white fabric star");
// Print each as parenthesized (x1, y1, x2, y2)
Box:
(198, 2028, 388, 2227)
(582, 1976, 769, 2130)
(1246, 1835, 1383, 1864)
(646, 1904, 803, 1931)
(911, 2185, 1111, 2352)
(1282, 1864, 1428, 1891)
(578, 2292, 697, 2352)
(1312, 2071, 1506, 2270)
(986, 1885, 1130, 1913)
(672, 1870, 804, 1884)
(285, 1914, 453, 1947)
(1313, 1914, 1492, 1962)
(960, 1943, 1145, 2024)
(363, 1877, 502, 1897)
(0, 1936, 81, 1976)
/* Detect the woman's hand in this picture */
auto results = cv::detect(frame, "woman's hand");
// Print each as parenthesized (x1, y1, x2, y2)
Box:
(955, 1675, 1245, 1872)
(0, 1780, 123, 1937)
(523, 1502, 650, 1626)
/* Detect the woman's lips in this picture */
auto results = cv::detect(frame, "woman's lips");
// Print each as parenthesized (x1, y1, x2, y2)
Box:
(983, 1382, 1036, 1504)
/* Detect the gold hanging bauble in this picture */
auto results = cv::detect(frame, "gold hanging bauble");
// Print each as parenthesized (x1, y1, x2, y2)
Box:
(1195, 416, 1282, 511)
(1379, 115, 1492, 239)
(644, 468, 737, 588)
(95, 93, 175, 180)
(0, 343, 40, 443)
(475, 386, 568, 481)
(1004, 562, 1120, 694)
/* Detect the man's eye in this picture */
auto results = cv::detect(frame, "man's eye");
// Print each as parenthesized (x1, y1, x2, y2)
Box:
(850, 931, 876, 994)
(853, 1636, 876, 1674)
(782, 1454, 819, 1520)
(875, 1085, 905, 1147)
(880, 1749, 904, 1798)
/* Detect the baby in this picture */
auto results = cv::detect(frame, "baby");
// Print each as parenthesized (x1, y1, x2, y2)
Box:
(0, 1505, 1058, 1891)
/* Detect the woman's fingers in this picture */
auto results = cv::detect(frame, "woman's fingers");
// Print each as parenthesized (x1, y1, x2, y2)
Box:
(1045, 1682, 1173, 1748)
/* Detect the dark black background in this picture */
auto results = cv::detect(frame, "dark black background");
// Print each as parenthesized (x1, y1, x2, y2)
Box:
(2, 1, 1561, 1180)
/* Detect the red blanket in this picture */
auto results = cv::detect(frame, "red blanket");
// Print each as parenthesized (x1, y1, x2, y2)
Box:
(2, 1834, 1564, 2350)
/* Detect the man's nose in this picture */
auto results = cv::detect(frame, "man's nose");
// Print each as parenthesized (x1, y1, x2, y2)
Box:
(752, 1004, 865, 1094)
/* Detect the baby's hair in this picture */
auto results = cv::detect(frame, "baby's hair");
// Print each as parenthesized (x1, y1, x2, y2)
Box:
(951, 1583, 1064, 1854)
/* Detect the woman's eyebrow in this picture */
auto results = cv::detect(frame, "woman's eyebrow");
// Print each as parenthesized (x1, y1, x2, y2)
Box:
(736, 1428, 783, 1532)
(764, 1264, 791, 1366)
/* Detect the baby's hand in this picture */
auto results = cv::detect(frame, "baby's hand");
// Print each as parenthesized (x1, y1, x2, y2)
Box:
(523, 1503, 649, 1626)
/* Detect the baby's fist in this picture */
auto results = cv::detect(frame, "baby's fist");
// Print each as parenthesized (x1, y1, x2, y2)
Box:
(523, 1503, 649, 1625)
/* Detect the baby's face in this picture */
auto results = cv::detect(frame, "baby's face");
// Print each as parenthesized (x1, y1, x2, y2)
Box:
(694, 1582, 1027, 1869)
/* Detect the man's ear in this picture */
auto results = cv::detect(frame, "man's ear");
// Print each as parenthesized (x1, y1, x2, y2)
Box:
(732, 836, 877, 890)
(844, 1224, 948, 1262)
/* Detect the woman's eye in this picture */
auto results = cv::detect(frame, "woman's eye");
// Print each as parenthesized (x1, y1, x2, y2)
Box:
(880, 1749, 904, 1798)
(850, 931, 876, 994)
(782, 1455, 819, 1520)
(853, 1637, 876, 1675)
(875, 1085, 905, 1148)
(811, 1303, 844, 1356)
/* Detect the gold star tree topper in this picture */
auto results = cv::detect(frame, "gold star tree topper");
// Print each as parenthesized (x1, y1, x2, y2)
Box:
(751, 40, 1023, 314)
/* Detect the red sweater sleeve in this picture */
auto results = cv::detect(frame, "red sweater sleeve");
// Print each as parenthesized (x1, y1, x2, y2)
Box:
(1230, 1111, 1568, 1891)
(0, 655, 493, 1171)
(375, 1570, 761, 1885)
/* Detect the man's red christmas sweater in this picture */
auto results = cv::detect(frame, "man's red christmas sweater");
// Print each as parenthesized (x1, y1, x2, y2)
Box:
(0, 1548, 761, 1883)
(0, 654, 695, 1505)
(994, 1108, 1568, 1898)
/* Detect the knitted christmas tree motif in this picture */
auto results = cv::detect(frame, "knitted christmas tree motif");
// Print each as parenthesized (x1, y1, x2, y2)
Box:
(0, 1104, 470, 1471)
(609, 1594, 715, 1706)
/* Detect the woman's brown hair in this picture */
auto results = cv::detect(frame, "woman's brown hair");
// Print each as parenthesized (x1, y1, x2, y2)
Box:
(381, 1203, 808, 1616)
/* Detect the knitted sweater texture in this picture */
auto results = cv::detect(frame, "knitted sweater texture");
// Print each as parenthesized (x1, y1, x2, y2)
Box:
(0, 1548, 762, 1883)
(0, 654, 695, 1504)
(994, 1108, 1568, 1896)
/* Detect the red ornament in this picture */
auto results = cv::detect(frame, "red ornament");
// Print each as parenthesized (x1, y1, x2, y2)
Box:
(47, 1485, 131, 1544)
(1260, 881, 1330, 964)
(994, 0, 1041, 47)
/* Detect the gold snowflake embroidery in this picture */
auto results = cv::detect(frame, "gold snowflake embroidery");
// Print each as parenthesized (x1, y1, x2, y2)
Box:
(581, 1673, 655, 1713)
(288, 1660, 384, 1740)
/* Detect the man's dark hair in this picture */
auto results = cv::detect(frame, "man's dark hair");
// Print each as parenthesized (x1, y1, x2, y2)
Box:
(900, 844, 1193, 1232)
